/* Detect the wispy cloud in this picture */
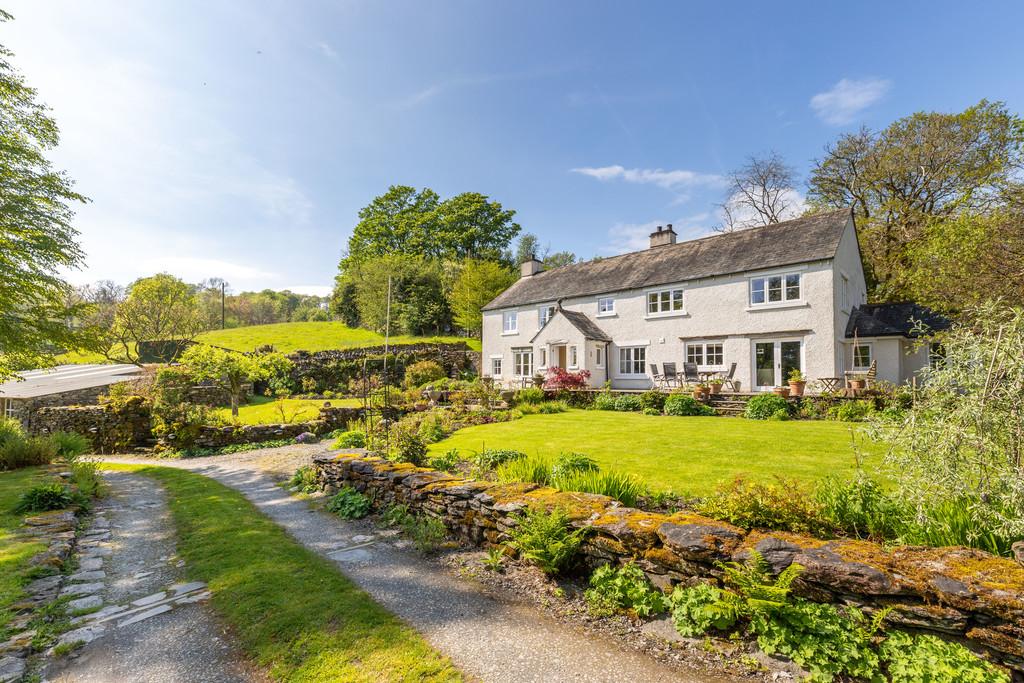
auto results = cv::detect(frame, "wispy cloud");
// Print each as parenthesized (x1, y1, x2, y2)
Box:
(810, 78, 891, 125)
(571, 165, 725, 191)
(601, 213, 714, 255)
(398, 65, 576, 109)
(315, 41, 338, 60)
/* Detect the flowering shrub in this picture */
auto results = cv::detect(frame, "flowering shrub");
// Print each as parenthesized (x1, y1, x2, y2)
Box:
(544, 367, 591, 390)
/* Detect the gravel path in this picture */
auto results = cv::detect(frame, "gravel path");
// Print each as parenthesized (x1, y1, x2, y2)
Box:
(105, 446, 741, 683)
(45, 471, 264, 683)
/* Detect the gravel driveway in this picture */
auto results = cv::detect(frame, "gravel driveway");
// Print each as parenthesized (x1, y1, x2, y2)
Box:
(104, 445, 742, 683)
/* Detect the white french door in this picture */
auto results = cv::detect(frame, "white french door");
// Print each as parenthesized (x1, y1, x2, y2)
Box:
(753, 339, 803, 390)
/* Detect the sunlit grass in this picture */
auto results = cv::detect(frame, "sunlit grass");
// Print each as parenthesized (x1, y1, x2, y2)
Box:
(214, 396, 363, 425)
(0, 467, 53, 639)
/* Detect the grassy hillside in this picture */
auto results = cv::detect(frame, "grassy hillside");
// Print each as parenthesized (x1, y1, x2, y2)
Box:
(195, 321, 479, 353)
(57, 322, 479, 363)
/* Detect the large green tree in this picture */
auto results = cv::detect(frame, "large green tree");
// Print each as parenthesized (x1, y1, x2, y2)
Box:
(807, 100, 1024, 301)
(0, 15, 89, 379)
(449, 260, 516, 334)
(341, 255, 450, 335)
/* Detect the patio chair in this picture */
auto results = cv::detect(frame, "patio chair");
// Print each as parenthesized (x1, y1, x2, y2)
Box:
(864, 359, 877, 388)
(720, 362, 738, 391)
(682, 362, 700, 386)
(649, 363, 664, 388)
(662, 362, 679, 388)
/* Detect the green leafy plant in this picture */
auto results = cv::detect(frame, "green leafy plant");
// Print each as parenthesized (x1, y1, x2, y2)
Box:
(391, 425, 427, 466)
(536, 400, 568, 414)
(49, 431, 91, 459)
(70, 458, 105, 499)
(474, 448, 527, 470)
(482, 546, 505, 572)
(507, 507, 585, 574)
(496, 453, 554, 485)
(550, 469, 647, 507)
(744, 393, 791, 420)
(512, 387, 546, 405)
(0, 417, 24, 448)
(639, 390, 666, 413)
(697, 478, 830, 535)
(879, 630, 1008, 682)
(289, 465, 319, 493)
(428, 449, 462, 473)
(14, 482, 75, 513)
(593, 393, 617, 411)
(827, 400, 874, 422)
(584, 563, 667, 618)
(551, 452, 599, 479)
(815, 473, 902, 541)
(401, 514, 447, 553)
(669, 582, 733, 636)
(613, 395, 643, 412)
(404, 360, 446, 388)
(664, 394, 716, 417)
(0, 434, 57, 471)
(377, 503, 412, 528)
(326, 486, 372, 519)
(332, 430, 367, 449)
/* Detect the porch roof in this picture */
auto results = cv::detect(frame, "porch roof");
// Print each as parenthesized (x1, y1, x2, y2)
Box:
(530, 309, 611, 343)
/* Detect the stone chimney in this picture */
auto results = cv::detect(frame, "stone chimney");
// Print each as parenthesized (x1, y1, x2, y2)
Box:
(520, 256, 544, 278)
(649, 224, 677, 248)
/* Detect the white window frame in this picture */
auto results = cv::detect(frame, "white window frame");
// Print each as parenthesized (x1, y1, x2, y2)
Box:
(646, 287, 685, 316)
(512, 347, 533, 377)
(597, 297, 615, 316)
(538, 347, 547, 368)
(595, 345, 604, 368)
(840, 274, 850, 311)
(852, 343, 873, 370)
(686, 341, 724, 368)
(538, 304, 555, 328)
(618, 346, 646, 376)
(749, 272, 803, 307)
(2, 398, 15, 420)
(569, 345, 578, 368)
(490, 357, 502, 376)
(502, 311, 518, 334)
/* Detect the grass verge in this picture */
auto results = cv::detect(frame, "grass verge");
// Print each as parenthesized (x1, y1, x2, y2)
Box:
(105, 464, 458, 682)
(0, 466, 54, 641)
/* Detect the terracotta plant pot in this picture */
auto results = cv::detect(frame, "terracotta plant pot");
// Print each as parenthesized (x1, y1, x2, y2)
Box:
(772, 386, 790, 398)
(709, 383, 723, 395)
(788, 380, 806, 397)
(848, 379, 866, 391)
(692, 388, 705, 400)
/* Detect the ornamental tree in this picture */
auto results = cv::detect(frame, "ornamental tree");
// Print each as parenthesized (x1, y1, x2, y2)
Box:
(179, 345, 293, 418)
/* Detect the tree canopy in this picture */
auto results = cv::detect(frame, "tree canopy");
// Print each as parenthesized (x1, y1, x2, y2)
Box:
(0, 20, 88, 379)
(807, 100, 1024, 301)
(449, 260, 517, 333)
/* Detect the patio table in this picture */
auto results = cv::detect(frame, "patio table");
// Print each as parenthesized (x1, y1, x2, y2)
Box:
(817, 377, 843, 392)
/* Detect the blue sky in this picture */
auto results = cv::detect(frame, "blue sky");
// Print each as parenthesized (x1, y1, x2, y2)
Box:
(6, 1, 1023, 294)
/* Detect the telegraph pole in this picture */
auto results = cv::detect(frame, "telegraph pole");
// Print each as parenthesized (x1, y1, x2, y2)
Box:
(221, 282, 226, 329)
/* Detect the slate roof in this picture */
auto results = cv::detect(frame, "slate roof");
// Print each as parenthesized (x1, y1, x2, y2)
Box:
(484, 208, 852, 311)
(0, 364, 142, 400)
(558, 309, 612, 342)
(845, 303, 952, 339)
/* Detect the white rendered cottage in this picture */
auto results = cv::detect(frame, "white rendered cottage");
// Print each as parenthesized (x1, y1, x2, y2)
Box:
(480, 209, 948, 391)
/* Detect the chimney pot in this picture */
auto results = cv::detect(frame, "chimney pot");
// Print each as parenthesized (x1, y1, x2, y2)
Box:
(648, 223, 677, 248)
(520, 257, 544, 278)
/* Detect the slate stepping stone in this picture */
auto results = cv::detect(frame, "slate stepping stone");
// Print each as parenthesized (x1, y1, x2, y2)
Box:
(130, 591, 166, 607)
(61, 582, 104, 597)
(82, 547, 112, 558)
(79, 558, 103, 572)
(117, 604, 172, 628)
(55, 623, 106, 648)
(25, 575, 63, 595)
(174, 591, 211, 605)
(169, 581, 206, 596)
(68, 595, 103, 612)
(351, 534, 374, 543)
(69, 570, 106, 583)
(0, 655, 25, 683)
(82, 604, 126, 622)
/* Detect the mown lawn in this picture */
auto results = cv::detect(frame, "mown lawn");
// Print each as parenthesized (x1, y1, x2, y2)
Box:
(215, 396, 362, 425)
(108, 464, 459, 682)
(0, 466, 53, 640)
(427, 410, 885, 495)
(195, 321, 480, 353)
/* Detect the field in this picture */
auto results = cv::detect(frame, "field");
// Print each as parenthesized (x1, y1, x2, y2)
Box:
(195, 322, 479, 353)
(214, 395, 362, 425)
(427, 410, 885, 495)
(57, 321, 479, 364)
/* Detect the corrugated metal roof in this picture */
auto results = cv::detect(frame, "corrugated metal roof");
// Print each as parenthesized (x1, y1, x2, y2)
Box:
(483, 209, 852, 310)
(0, 364, 143, 399)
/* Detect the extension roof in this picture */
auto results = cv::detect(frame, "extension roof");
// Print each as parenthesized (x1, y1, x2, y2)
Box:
(483, 208, 852, 310)
(0, 364, 142, 400)
(845, 303, 952, 339)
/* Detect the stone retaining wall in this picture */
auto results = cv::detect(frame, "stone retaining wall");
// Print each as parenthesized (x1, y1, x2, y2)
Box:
(314, 452, 1024, 675)
(287, 343, 478, 390)
(173, 406, 365, 449)
(31, 399, 152, 453)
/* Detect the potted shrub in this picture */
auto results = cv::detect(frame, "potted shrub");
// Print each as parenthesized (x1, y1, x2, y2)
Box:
(708, 378, 724, 395)
(787, 369, 806, 397)
(772, 386, 791, 398)
(848, 377, 866, 391)
(532, 373, 545, 388)
(692, 383, 709, 400)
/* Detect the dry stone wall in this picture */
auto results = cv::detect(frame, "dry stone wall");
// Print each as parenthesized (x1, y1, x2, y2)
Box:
(170, 406, 364, 449)
(31, 399, 152, 453)
(314, 452, 1024, 675)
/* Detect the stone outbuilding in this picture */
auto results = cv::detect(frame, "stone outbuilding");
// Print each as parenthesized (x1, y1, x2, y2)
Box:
(0, 364, 143, 427)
